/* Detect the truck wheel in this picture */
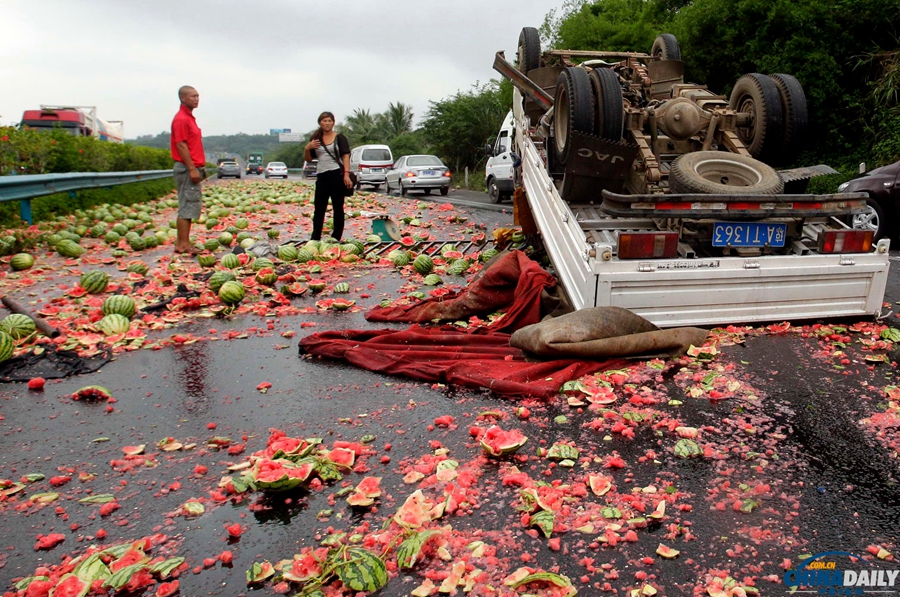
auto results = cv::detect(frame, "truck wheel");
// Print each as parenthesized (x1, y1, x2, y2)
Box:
(669, 151, 784, 195)
(518, 27, 541, 73)
(488, 178, 503, 204)
(651, 34, 681, 61)
(588, 68, 624, 141)
(729, 73, 784, 164)
(849, 197, 886, 241)
(554, 67, 595, 165)
(769, 73, 808, 166)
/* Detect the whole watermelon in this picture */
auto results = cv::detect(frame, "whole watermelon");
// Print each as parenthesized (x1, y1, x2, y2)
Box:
(56, 240, 85, 258)
(80, 271, 110, 294)
(278, 245, 299, 262)
(97, 314, 131, 335)
(412, 254, 434, 275)
(10, 253, 34, 271)
(218, 281, 245, 305)
(0, 314, 36, 340)
(101, 295, 137, 319)
(209, 271, 236, 293)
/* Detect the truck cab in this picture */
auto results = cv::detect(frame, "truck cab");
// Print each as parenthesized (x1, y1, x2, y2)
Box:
(247, 153, 264, 175)
(484, 111, 515, 203)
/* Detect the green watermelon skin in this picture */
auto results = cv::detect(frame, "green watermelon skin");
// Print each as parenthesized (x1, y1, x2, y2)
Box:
(218, 281, 246, 305)
(220, 253, 240, 269)
(0, 331, 12, 362)
(412, 255, 434, 275)
(80, 271, 110, 294)
(56, 240, 85, 258)
(97, 314, 131, 335)
(334, 282, 350, 293)
(278, 245, 299, 262)
(0, 314, 36, 340)
(10, 253, 34, 271)
(101, 296, 137, 319)
(208, 271, 237, 293)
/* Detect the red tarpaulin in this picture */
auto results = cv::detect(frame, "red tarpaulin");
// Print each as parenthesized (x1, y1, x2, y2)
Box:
(299, 326, 627, 398)
(364, 250, 555, 333)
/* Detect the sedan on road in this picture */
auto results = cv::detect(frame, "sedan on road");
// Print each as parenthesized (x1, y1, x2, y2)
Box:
(303, 160, 318, 178)
(217, 161, 241, 179)
(264, 162, 288, 179)
(839, 159, 900, 241)
(385, 155, 451, 197)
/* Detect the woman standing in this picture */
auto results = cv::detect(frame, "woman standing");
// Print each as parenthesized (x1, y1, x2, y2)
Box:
(304, 112, 352, 241)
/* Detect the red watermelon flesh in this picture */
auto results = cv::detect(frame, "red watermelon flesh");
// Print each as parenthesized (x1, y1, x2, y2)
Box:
(480, 426, 528, 456)
(110, 547, 149, 572)
(326, 447, 355, 468)
(48, 575, 89, 597)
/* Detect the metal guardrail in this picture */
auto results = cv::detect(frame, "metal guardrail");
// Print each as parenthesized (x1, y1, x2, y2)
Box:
(0, 169, 174, 224)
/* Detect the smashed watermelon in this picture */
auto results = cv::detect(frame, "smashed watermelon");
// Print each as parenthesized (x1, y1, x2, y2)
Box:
(252, 459, 314, 492)
(480, 426, 528, 456)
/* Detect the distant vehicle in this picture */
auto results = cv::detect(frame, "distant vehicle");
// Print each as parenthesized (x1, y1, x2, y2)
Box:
(839, 160, 900, 241)
(385, 155, 451, 197)
(217, 161, 241, 179)
(484, 110, 515, 203)
(20, 105, 124, 142)
(246, 152, 264, 175)
(303, 160, 318, 178)
(264, 162, 288, 179)
(350, 144, 393, 189)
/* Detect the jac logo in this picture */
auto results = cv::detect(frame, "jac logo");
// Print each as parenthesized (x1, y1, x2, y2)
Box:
(577, 148, 626, 163)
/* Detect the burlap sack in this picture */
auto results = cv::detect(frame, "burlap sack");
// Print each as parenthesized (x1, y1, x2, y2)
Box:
(509, 306, 709, 359)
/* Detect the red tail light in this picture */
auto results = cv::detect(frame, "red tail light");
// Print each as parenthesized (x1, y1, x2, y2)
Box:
(817, 230, 873, 253)
(404, 171, 415, 178)
(617, 232, 678, 259)
(443, 171, 452, 177)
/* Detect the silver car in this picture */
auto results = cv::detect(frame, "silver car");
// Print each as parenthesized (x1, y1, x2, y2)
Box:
(385, 155, 451, 197)
(264, 161, 288, 179)
(217, 161, 241, 179)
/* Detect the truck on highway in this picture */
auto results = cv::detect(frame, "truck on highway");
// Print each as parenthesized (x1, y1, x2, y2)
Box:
(19, 105, 124, 143)
(246, 152, 264, 175)
(492, 28, 890, 327)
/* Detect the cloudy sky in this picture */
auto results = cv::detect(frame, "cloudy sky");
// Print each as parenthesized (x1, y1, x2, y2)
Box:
(1, 0, 560, 138)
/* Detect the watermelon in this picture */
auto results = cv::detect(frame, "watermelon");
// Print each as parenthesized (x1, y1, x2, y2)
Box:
(80, 271, 109, 294)
(56, 240, 85, 258)
(309, 265, 323, 274)
(295, 249, 314, 263)
(423, 274, 443, 286)
(307, 279, 326, 292)
(267, 229, 280, 239)
(220, 253, 240, 269)
(218, 281, 245, 305)
(318, 246, 341, 261)
(203, 238, 220, 252)
(218, 232, 233, 247)
(326, 447, 356, 469)
(480, 426, 528, 456)
(234, 217, 249, 229)
(547, 443, 579, 460)
(10, 253, 34, 271)
(346, 239, 365, 253)
(334, 282, 350, 293)
(0, 330, 14, 362)
(208, 271, 237, 293)
(97, 314, 131, 335)
(49, 574, 89, 597)
(303, 241, 320, 255)
(255, 268, 277, 286)
(366, 234, 382, 243)
(246, 561, 275, 584)
(205, 218, 219, 230)
(104, 231, 121, 245)
(197, 253, 217, 267)
(252, 258, 274, 272)
(72, 385, 113, 401)
(440, 244, 457, 255)
(331, 298, 355, 311)
(89, 224, 107, 238)
(656, 544, 680, 559)
(387, 250, 409, 267)
(413, 254, 434, 274)
(127, 236, 145, 251)
(447, 259, 469, 276)
(253, 459, 314, 491)
(337, 548, 388, 592)
(278, 244, 299, 261)
(0, 314, 36, 340)
(101, 295, 136, 319)
(236, 231, 252, 243)
(480, 248, 499, 263)
(588, 474, 613, 497)
(126, 260, 149, 275)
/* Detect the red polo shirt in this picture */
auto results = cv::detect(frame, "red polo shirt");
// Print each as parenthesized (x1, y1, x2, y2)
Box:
(171, 104, 205, 166)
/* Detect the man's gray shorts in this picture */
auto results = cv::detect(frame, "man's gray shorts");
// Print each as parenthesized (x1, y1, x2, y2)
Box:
(174, 162, 204, 220)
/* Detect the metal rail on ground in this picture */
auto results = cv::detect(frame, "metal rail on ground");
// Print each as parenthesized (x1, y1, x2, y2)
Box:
(0, 169, 174, 224)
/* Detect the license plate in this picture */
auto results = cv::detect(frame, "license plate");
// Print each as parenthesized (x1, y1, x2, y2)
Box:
(712, 222, 787, 247)
(370, 168, 383, 173)
(422, 170, 438, 176)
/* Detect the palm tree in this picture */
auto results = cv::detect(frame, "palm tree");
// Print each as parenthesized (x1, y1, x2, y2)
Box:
(382, 102, 414, 139)
(343, 109, 379, 145)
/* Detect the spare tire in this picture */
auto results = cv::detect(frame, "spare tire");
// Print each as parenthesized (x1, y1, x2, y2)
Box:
(651, 34, 681, 61)
(553, 67, 595, 165)
(588, 68, 624, 141)
(518, 27, 541, 74)
(729, 73, 784, 164)
(769, 73, 808, 166)
(669, 151, 784, 195)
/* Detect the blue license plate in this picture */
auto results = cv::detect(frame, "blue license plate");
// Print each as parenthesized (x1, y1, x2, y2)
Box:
(712, 222, 787, 247)
(422, 170, 438, 176)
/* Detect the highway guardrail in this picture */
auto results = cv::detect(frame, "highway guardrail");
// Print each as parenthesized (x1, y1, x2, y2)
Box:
(0, 170, 174, 224)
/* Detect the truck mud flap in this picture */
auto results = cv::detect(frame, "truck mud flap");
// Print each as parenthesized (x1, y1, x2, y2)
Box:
(561, 132, 640, 202)
(599, 190, 869, 218)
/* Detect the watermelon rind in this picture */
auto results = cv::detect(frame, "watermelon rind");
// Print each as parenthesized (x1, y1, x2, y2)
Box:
(220, 253, 240, 269)
(334, 282, 350, 294)
(208, 271, 237, 293)
(412, 255, 434, 275)
(101, 296, 137, 319)
(97, 314, 131, 336)
(218, 281, 246, 306)
(80, 271, 110, 294)
(0, 331, 14, 362)
(0, 314, 36, 340)
(10, 253, 34, 271)
(480, 426, 528, 456)
(337, 548, 388, 592)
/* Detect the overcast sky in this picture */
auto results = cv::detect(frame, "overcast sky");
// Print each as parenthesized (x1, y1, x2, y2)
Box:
(1, 0, 559, 138)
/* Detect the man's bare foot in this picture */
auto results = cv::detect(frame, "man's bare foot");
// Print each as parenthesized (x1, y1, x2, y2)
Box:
(174, 246, 203, 255)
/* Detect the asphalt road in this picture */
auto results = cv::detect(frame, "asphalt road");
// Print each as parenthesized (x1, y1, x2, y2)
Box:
(2, 178, 899, 596)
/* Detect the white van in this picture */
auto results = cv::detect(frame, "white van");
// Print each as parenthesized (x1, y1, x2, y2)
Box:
(484, 110, 515, 203)
(350, 144, 393, 189)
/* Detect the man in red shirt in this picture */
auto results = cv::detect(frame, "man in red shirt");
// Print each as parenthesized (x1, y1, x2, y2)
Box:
(171, 85, 205, 254)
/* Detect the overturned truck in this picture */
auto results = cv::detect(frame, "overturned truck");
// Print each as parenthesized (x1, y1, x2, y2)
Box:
(493, 28, 890, 328)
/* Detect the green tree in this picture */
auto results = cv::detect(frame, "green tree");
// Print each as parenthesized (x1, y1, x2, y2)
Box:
(343, 109, 380, 145)
(421, 81, 509, 171)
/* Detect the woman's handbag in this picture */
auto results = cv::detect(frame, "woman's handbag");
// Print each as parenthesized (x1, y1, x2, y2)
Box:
(322, 137, 357, 196)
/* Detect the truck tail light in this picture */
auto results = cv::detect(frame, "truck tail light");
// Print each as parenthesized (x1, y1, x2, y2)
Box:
(617, 232, 678, 259)
(817, 230, 873, 254)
